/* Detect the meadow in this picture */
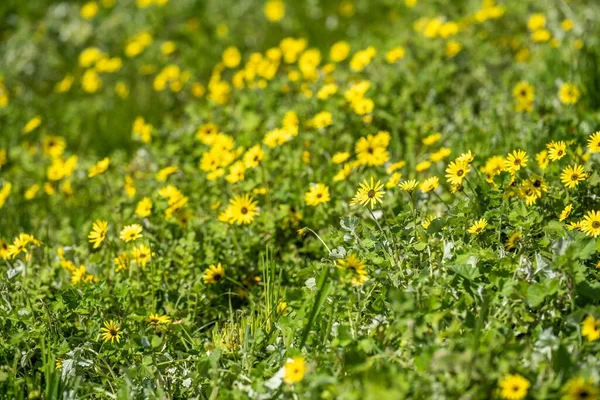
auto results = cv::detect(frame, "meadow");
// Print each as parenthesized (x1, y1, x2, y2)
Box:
(1, 0, 600, 398)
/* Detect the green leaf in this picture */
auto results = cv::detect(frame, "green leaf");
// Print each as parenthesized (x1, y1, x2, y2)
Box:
(526, 283, 546, 308)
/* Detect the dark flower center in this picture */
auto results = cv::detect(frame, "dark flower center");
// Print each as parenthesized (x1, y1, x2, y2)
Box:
(110, 329, 118, 336)
(213, 273, 222, 281)
(457, 169, 464, 176)
(368, 189, 375, 198)
(572, 174, 580, 181)
(593, 221, 600, 229)
(241, 207, 248, 214)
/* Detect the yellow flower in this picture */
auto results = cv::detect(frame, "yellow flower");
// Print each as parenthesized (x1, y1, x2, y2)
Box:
(264, 0, 285, 22)
(559, 82, 580, 105)
(304, 183, 331, 206)
(229, 194, 259, 225)
(337, 254, 368, 286)
(512, 81, 534, 104)
(422, 133, 441, 146)
(283, 356, 306, 384)
(88, 157, 110, 177)
(419, 176, 439, 193)
(330, 41, 350, 62)
(0, 182, 12, 209)
(80, 1, 99, 20)
(445, 41, 462, 57)
(561, 19, 574, 32)
(386, 46, 406, 63)
(468, 218, 488, 235)
(536, 150, 549, 170)
(119, 224, 143, 242)
(350, 177, 385, 208)
(87, 220, 108, 249)
(587, 132, 600, 153)
(560, 164, 587, 189)
(131, 244, 152, 268)
(504, 150, 528, 174)
(559, 204, 573, 222)
(582, 315, 600, 342)
(581, 211, 600, 238)
(499, 374, 530, 400)
(445, 160, 470, 186)
(561, 377, 598, 400)
(100, 320, 122, 343)
(399, 179, 419, 193)
(203, 263, 225, 284)
(547, 141, 567, 161)
(527, 13, 546, 31)
(147, 313, 170, 326)
(415, 160, 431, 172)
(222, 46, 241, 68)
(332, 152, 350, 164)
(23, 116, 42, 135)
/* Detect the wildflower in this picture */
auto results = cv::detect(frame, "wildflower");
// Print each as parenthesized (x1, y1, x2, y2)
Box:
(87, 220, 108, 249)
(80, 1, 99, 19)
(131, 244, 152, 268)
(445, 160, 470, 186)
(355, 134, 389, 166)
(528, 14, 546, 30)
(547, 141, 567, 161)
(119, 224, 143, 242)
(337, 254, 368, 285)
(350, 178, 385, 208)
(23, 116, 42, 135)
(505, 232, 522, 250)
(581, 211, 600, 238)
(559, 83, 580, 105)
(203, 263, 225, 284)
(456, 151, 474, 164)
(512, 81, 534, 104)
(416, 161, 431, 172)
(0, 239, 9, 260)
(100, 320, 122, 343)
(309, 111, 332, 129)
(114, 252, 129, 272)
(387, 160, 406, 173)
(504, 150, 528, 174)
(468, 218, 488, 235)
(422, 133, 441, 146)
(229, 194, 259, 225)
(222, 46, 241, 68)
(560, 164, 587, 189)
(88, 157, 110, 177)
(536, 150, 549, 170)
(283, 356, 306, 384)
(386, 172, 402, 189)
(147, 313, 170, 326)
(582, 316, 600, 342)
(304, 183, 331, 206)
(587, 132, 600, 153)
(559, 204, 573, 222)
(399, 179, 419, 193)
(8, 233, 41, 258)
(561, 377, 598, 400)
(330, 41, 350, 62)
(419, 176, 439, 193)
(0, 182, 11, 209)
(498, 374, 530, 400)
(332, 152, 350, 164)
(264, 0, 285, 22)
(386, 46, 406, 63)
(561, 19, 574, 32)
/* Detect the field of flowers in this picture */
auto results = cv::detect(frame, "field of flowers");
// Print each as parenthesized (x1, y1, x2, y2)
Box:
(2, 0, 600, 398)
